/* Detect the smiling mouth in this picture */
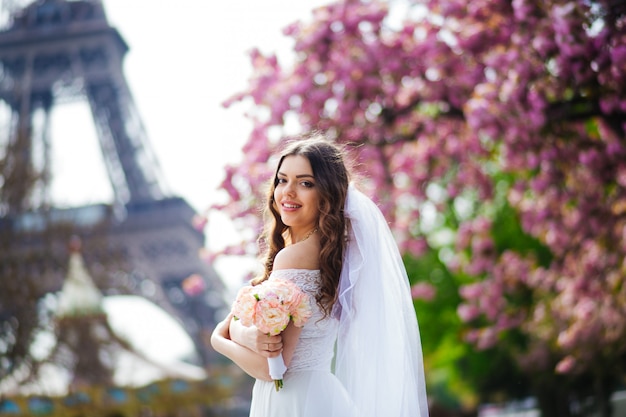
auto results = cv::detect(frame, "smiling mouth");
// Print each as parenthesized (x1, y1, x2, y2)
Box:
(282, 203, 301, 209)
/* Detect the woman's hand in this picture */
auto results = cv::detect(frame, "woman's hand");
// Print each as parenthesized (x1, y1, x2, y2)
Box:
(229, 318, 283, 358)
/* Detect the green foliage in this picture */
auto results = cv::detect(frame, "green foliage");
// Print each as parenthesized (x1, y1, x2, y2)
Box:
(403, 174, 557, 410)
(405, 248, 532, 411)
(489, 175, 552, 268)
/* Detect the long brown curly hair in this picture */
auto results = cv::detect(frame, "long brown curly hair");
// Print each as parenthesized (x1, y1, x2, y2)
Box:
(252, 134, 350, 318)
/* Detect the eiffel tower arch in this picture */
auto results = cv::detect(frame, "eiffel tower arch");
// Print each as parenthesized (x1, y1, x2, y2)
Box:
(0, 0, 227, 367)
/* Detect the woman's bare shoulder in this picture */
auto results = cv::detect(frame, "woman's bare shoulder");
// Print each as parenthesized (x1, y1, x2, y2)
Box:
(273, 241, 319, 271)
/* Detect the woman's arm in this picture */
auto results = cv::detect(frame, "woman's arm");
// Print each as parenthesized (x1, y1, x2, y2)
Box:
(211, 313, 303, 380)
(229, 314, 302, 367)
(210, 313, 273, 381)
(229, 319, 283, 357)
(280, 320, 303, 367)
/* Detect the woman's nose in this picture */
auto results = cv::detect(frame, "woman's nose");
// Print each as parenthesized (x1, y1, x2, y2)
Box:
(283, 181, 295, 196)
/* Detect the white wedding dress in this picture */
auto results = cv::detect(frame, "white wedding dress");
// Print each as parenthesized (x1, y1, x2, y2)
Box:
(248, 268, 358, 417)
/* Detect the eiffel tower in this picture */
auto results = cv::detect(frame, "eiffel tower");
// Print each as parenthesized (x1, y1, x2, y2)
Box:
(0, 0, 226, 366)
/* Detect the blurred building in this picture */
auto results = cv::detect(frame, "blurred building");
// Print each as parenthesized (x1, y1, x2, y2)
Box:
(0, 0, 228, 370)
(0, 237, 207, 395)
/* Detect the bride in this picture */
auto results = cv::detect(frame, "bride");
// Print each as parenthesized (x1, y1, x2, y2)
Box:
(211, 135, 429, 417)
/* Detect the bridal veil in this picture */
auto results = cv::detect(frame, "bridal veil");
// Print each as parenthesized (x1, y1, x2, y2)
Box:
(334, 183, 429, 417)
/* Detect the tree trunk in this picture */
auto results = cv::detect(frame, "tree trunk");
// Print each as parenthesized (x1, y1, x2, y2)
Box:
(594, 373, 613, 417)
(534, 378, 573, 417)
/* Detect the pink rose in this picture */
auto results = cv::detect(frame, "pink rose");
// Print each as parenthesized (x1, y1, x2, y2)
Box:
(254, 293, 291, 335)
(269, 278, 298, 304)
(290, 292, 313, 328)
(232, 286, 257, 327)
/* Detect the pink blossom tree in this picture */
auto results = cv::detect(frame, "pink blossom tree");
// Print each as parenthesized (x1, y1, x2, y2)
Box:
(216, 1, 626, 415)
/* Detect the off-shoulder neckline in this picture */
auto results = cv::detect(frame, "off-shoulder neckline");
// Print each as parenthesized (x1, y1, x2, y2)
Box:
(271, 268, 320, 273)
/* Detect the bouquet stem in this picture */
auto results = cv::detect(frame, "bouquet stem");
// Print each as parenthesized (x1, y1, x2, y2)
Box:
(274, 379, 283, 391)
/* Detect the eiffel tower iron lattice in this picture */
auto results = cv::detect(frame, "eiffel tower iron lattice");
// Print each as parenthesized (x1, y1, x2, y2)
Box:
(0, 0, 227, 368)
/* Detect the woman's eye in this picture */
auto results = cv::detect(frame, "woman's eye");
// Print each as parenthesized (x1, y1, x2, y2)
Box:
(276, 178, 314, 187)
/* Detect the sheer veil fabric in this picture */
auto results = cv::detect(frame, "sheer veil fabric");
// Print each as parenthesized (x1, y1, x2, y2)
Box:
(334, 183, 429, 417)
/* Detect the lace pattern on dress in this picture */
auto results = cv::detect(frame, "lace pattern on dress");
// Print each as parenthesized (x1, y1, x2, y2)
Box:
(269, 269, 339, 373)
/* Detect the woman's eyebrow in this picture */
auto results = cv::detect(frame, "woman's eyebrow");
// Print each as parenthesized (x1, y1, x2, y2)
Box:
(277, 171, 315, 179)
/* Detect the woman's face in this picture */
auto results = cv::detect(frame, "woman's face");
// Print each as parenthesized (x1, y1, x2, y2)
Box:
(273, 155, 320, 235)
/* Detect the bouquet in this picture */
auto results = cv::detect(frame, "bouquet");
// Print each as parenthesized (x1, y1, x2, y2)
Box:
(232, 277, 313, 391)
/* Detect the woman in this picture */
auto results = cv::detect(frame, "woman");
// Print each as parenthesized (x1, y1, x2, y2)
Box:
(211, 136, 428, 417)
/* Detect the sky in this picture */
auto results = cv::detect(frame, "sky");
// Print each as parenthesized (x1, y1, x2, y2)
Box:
(47, 1, 331, 287)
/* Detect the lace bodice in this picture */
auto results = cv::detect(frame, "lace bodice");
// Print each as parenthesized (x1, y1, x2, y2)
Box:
(269, 269, 338, 373)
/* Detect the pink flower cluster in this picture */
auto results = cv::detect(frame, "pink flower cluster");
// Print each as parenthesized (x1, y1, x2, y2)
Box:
(181, 274, 205, 297)
(231, 278, 313, 336)
(214, 0, 626, 382)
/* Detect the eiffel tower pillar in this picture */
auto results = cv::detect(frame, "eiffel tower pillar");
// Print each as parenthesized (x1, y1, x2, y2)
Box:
(0, 0, 227, 367)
